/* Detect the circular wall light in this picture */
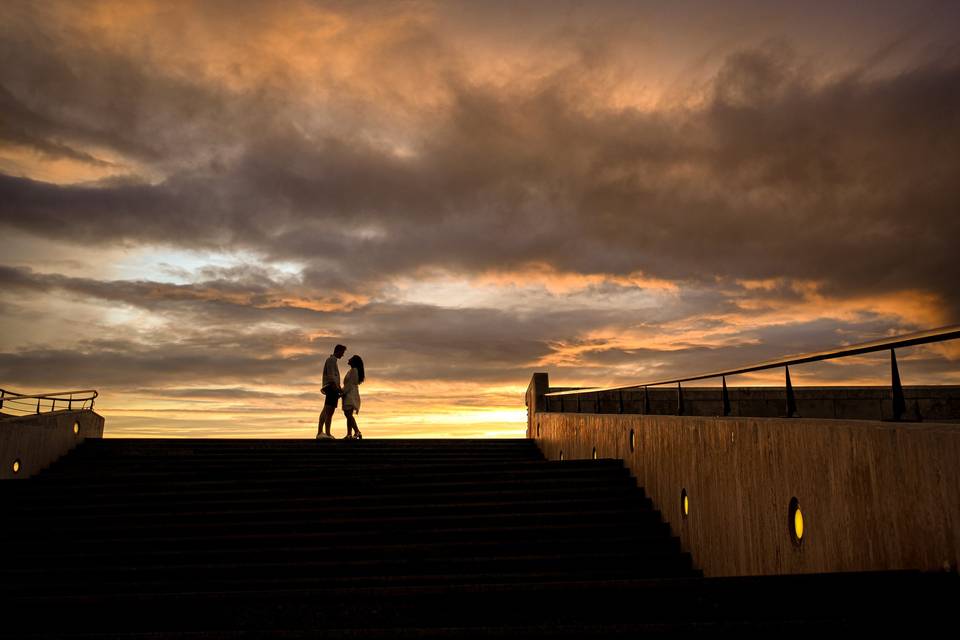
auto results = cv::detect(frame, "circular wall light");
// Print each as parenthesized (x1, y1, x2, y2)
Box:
(629, 429, 635, 452)
(12, 459, 21, 474)
(789, 497, 804, 545)
(73, 421, 80, 435)
(681, 488, 689, 519)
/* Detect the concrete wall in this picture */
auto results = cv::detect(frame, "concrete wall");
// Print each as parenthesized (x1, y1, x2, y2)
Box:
(543, 386, 960, 422)
(0, 410, 104, 479)
(533, 410, 960, 576)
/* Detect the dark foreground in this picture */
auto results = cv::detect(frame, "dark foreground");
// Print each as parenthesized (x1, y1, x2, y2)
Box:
(2, 438, 955, 637)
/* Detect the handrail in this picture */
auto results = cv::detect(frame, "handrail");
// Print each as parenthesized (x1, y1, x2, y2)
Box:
(544, 324, 960, 420)
(0, 388, 98, 416)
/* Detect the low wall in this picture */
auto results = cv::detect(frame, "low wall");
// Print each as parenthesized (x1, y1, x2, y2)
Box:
(533, 410, 960, 577)
(544, 386, 960, 422)
(0, 410, 104, 479)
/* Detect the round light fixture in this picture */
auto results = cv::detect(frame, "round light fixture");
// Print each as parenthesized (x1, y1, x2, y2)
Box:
(789, 497, 804, 545)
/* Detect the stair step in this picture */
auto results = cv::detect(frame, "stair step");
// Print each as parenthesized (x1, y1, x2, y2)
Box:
(10, 533, 680, 566)
(15, 463, 628, 495)
(9, 521, 673, 557)
(34, 460, 618, 482)
(10, 484, 645, 517)
(9, 495, 653, 530)
(9, 509, 663, 545)
(8, 549, 696, 587)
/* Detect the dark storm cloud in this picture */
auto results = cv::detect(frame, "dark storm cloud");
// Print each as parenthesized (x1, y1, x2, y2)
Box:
(0, 262, 949, 395)
(132, 387, 321, 401)
(0, 85, 116, 167)
(0, 5, 251, 166)
(2, 36, 958, 313)
(0, 263, 733, 346)
(0, 335, 320, 389)
(1, 264, 730, 388)
(0, 319, 538, 390)
(0, 264, 352, 326)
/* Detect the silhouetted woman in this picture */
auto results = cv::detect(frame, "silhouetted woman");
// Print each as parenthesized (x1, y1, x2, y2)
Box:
(341, 355, 365, 439)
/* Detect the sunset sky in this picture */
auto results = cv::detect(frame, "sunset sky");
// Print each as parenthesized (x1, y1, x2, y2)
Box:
(1, 0, 958, 438)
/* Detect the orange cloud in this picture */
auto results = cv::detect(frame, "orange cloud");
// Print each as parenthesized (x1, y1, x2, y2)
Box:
(138, 282, 367, 313)
(535, 280, 950, 371)
(727, 282, 947, 329)
(474, 262, 679, 294)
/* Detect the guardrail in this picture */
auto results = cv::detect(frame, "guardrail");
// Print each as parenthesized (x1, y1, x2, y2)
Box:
(545, 325, 960, 420)
(0, 388, 98, 416)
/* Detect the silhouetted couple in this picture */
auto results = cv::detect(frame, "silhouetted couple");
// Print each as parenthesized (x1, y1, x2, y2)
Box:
(317, 344, 365, 440)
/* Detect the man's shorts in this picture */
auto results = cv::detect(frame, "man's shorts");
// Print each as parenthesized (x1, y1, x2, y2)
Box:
(322, 385, 339, 408)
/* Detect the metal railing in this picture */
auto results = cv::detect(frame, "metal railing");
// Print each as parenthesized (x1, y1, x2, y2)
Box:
(545, 325, 960, 420)
(0, 388, 98, 416)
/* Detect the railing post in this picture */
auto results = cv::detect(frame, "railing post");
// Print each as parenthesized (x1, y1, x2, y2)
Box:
(36, 398, 41, 414)
(0, 390, 4, 411)
(891, 348, 906, 421)
(722, 376, 731, 416)
(576, 392, 581, 413)
(676, 382, 684, 416)
(617, 389, 623, 414)
(52, 398, 56, 412)
(785, 365, 797, 417)
(69, 396, 73, 411)
(643, 386, 650, 414)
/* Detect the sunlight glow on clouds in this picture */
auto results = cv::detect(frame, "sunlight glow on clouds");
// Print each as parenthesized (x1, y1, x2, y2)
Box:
(110, 248, 307, 285)
(1, 1, 958, 437)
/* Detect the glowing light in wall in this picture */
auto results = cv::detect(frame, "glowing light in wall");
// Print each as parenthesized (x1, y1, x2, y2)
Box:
(790, 497, 804, 545)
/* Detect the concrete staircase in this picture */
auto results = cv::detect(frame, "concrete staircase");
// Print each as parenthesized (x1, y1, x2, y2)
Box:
(2, 438, 955, 637)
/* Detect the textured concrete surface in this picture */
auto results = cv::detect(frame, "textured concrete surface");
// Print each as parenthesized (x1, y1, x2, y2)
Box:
(0, 410, 104, 479)
(533, 411, 960, 577)
(544, 386, 960, 422)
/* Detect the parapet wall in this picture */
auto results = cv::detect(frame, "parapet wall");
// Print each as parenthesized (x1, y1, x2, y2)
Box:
(533, 411, 960, 577)
(0, 410, 104, 479)
(545, 385, 960, 423)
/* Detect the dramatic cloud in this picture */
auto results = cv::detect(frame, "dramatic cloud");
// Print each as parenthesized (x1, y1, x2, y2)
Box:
(1, 1, 958, 436)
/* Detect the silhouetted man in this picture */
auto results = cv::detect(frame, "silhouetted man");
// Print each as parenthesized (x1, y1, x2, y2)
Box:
(317, 344, 346, 439)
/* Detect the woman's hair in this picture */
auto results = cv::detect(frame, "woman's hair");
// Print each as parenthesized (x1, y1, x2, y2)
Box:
(347, 355, 365, 383)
